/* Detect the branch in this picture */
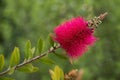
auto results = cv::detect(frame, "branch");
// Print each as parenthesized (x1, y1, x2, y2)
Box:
(0, 44, 60, 76)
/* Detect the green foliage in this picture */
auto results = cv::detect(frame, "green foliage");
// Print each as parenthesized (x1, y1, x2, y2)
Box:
(10, 47, 20, 67)
(36, 38, 44, 55)
(49, 65, 64, 80)
(0, 77, 15, 80)
(8, 67, 15, 75)
(0, 39, 62, 79)
(24, 40, 33, 59)
(0, 54, 5, 71)
(53, 53, 68, 60)
(39, 57, 55, 66)
(17, 64, 39, 73)
(48, 34, 55, 47)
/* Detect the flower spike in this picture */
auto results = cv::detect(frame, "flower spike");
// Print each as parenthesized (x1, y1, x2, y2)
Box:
(54, 12, 107, 59)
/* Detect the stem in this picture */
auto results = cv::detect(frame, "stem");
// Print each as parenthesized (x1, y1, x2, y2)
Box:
(0, 44, 60, 76)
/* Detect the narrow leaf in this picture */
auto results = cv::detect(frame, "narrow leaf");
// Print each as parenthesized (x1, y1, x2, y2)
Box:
(54, 66, 60, 80)
(59, 67, 64, 80)
(8, 67, 15, 75)
(49, 65, 64, 80)
(53, 53, 68, 60)
(31, 47, 36, 55)
(32, 67, 39, 72)
(17, 64, 39, 73)
(55, 66, 64, 80)
(39, 57, 55, 65)
(25, 40, 32, 59)
(48, 34, 54, 47)
(54, 66, 64, 80)
(49, 70, 55, 80)
(10, 47, 20, 67)
(0, 54, 5, 71)
(37, 38, 44, 54)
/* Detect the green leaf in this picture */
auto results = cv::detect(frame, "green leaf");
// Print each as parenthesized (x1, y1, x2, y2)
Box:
(0, 77, 15, 80)
(10, 47, 20, 67)
(31, 47, 36, 55)
(59, 67, 64, 80)
(49, 70, 55, 80)
(48, 34, 54, 47)
(17, 64, 39, 73)
(54, 66, 60, 80)
(37, 38, 44, 54)
(53, 53, 68, 60)
(0, 54, 5, 71)
(49, 65, 64, 80)
(8, 67, 15, 75)
(39, 57, 55, 65)
(25, 40, 33, 59)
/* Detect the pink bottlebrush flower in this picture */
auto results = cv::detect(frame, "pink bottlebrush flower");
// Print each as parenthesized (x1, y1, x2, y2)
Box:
(54, 17, 96, 58)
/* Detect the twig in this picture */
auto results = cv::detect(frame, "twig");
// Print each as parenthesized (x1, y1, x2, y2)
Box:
(0, 44, 60, 76)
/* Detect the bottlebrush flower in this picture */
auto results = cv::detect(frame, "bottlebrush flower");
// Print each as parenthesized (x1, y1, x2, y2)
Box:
(54, 17, 96, 58)
(54, 13, 107, 58)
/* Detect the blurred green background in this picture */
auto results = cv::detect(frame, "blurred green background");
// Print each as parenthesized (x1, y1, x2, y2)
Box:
(0, 0, 120, 80)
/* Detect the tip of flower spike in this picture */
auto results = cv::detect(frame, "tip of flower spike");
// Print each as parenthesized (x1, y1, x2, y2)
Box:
(98, 12, 108, 20)
(88, 12, 108, 29)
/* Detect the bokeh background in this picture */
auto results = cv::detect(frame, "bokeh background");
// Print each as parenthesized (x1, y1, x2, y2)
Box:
(0, 0, 120, 80)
